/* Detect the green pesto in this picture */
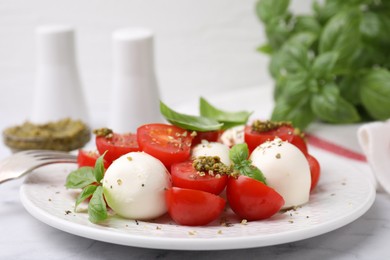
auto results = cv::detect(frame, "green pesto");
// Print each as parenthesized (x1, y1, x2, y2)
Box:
(2, 118, 90, 151)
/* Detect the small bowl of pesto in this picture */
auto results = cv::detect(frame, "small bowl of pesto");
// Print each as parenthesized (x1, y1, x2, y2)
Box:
(2, 118, 91, 152)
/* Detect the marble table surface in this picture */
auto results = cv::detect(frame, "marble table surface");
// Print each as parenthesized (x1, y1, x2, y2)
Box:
(1, 86, 390, 259)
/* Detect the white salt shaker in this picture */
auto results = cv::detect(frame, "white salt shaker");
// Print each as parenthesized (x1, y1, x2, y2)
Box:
(108, 28, 162, 132)
(31, 25, 89, 124)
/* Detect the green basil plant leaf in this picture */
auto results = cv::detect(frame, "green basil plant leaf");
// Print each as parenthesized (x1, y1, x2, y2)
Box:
(75, 185, 98, 210)
(311, 83, 360, 123)
(65, 167, 96, 189)
(272, 97, 316, 130)
(160, 101, 223, 131)
(319, 9, 362, 71)
(88, 186, 107, 223)
(311, 51, 339, 77)
(360, 68, 390, 120)
(256, 0, 290, 23)
(93, 152, 106, 183)
(199, 97, 252, 130)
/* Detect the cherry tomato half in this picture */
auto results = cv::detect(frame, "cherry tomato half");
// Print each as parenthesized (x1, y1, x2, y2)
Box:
(191, 130, 220, 146)
(137, 124, 193, 169)
(165, 187, 226, 226)
(306, 154, 321, 192)
(171, 160, 228, 195)
(226, 175, 284, 221)
(95, 132, 140, 165)
(244, 125, 308, 154)
(77, 150, 109, 169)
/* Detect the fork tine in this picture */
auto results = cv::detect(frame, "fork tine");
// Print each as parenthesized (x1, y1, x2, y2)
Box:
(0, 149, 78, 184)
(24, 150, 77, 160)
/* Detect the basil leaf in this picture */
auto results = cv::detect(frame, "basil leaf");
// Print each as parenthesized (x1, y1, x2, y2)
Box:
(360, 68, 390, 120)
(319, 9, 362, 70)
(272, 97, 316, 130)
(93, 153, 106, 183)
(88, 186, 107, 223)
(229, 143, 249, 165)
(360, 12, 382, 42)
(293, 15, 322, 36)
(229, 144, 267, 184)
(75, 185, 97, 210)
(199, 97, 252, 130)
(238, 164, 267, 185)
(339, 75, 362, 105)
(65, 167, 96, 189)
(160, 101, 223, 131)
(257, 43, 273, 55)
(311, 51, 339, 77)
(276, 73, 310, 103)
(264, 16, 293, 50)
(287, 31, 317, 48)
(256, 0, 290, 23)
(311, 83, 360, 123)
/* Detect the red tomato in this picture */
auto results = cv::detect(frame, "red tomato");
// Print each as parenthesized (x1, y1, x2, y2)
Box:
(95, 133, 140, 165)
(226, 175, 284, 221)
(137, 124, 193, 169)
(244, 125, 308, 154)
(77, 150, 109, 169)
(171, 160, 228, 195)
(306, 154, 321, 192)
(165, 187, 226, 226)
(191, 130, 220, 146)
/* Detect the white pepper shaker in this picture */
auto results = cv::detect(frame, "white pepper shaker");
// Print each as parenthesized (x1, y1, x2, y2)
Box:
(31, 25, 89, 124)
(108, 28, 162, 132)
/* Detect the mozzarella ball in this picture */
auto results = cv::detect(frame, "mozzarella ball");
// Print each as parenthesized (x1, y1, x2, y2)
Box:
(102, 152, 171, 220)
(250, 138, 311, 209)
(220, 125, 245, 147)
(191, 141, 231, 166)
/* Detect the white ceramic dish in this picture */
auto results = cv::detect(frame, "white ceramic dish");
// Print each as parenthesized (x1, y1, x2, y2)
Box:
(20, 145, 375, 250)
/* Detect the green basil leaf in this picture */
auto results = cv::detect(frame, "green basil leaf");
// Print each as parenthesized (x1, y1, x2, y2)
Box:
(93, 153, 106, 183)
(360, 12, 382, 42)
(199, 97, 252, 130)
(311, 51, 339, 77)
(256, 0, 290, 23)
(360, 68, 390, 120)
(238, 164, 267, 185)
(65, 167, 96, 189)
(311, 83, 360, 123)
(271, 97, 316, 130)
(264, 16, 293, 50)
(276, 73, 310, 103)
(229, 143, 249, 165)
(160, 101, 223, 131)
(293, 15, 322, 36)
(270, 41, 311, 77)
(88, 186, 107, 223)
(339, 75, 362, 105)
(319, 9, 362, 70)
(257, 43, 273, 55)
(75, 185, 97, 210)
(229, 143, 267, 184)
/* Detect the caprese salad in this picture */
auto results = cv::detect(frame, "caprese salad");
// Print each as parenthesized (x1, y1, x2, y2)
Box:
(65, 98, 320, 226)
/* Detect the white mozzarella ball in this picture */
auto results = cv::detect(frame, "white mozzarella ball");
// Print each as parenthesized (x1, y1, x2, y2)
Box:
(191, 141, 231, 166)
(250, 138, 311, 209)
(102, 152, 171, 220)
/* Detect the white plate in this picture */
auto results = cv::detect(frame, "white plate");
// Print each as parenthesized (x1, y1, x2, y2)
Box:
(19, 86, 376, 250)
(20, 145, 375, 250)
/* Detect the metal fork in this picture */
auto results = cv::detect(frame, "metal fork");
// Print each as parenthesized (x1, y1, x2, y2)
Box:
(0, 150, 77, 184)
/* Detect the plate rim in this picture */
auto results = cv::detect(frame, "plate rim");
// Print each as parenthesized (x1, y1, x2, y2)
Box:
(19, 156, 376, 251)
